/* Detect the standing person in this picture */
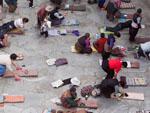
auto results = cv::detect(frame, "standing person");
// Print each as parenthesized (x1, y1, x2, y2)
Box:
(49, 6, 64, 26)
(101, 57, 127, 79)
(40, 19, 51, 38)
(93, 33, 107, 53)
(60, 86, 79, 108)
(129, 8, 142, 42)
(75, 33, 92, 54)
(0, 34, 9, 48)
(136, 41, 150, 60)
(37, 5, 53, 27)
(0, 53, 23, 81)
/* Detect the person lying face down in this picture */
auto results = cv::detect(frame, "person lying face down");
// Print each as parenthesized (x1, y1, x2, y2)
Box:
(101, 57, 127, 79)
(75, 33, 92, 54)
(137, 41, 150, 60)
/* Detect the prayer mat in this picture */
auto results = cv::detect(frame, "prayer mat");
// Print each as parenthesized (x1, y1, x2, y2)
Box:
(4, 95, 25, 103)
(123, 92, 144, 101)
(77, 99, 98, 109)
(127, 77, 147, 86)
(62, 19, 79, 26)
(71, 46, 97, 53)
(120, 2, 135, 9)
(7, 28, 24, 35)
(4, 69, 38, 77)
(55, 58, 68, 67)
(135, 37, 150, 44)
(61, 4, 86, 11)
(127, 61, 140, 69)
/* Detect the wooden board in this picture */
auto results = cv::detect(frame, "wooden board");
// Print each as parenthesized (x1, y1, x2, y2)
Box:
(77, 99, 98, 109)
(127, 77, 147, 86)
(120, 2, 135, 9)
(123, 92, 144, 101)
(4, 69, 38, 77)
(130, 61, 140, 68)
(71, 46, 97, 53)
(135, 37, 150, 44)
(61, 4, 86, 11)
(99, 28, 114, 34)
(7, 28, 24, 35)
(4, 95, 25, 103)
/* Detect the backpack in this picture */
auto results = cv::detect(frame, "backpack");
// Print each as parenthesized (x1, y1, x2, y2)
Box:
(80, 85, 94, 97)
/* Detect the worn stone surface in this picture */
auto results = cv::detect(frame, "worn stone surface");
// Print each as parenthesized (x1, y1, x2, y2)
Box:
(0, 0, 149, 113)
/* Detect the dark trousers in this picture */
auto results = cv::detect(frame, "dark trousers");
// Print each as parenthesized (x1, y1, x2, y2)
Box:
(102, 51, 111, 60)
(129, 27, 139, 42)
(29, 0, 33, 7)
(102, 60, 115, 79)
(40, 31, 48, 38)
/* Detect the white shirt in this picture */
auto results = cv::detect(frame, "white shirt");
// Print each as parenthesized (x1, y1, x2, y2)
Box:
(14, 18, 24, 28)
(0, 54, 13, 71)
(141, 41, 150, 52)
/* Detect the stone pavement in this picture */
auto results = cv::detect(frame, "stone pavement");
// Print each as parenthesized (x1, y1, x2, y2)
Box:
(0, 0, 149, 113)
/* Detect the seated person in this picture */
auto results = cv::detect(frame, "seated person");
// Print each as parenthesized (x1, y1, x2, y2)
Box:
(136, 41, 150, 60)
(93, 33, 107, 53)
(75, 33, 92, 54)
(0, 53, 23, 81)
(101, 57, 127, 79)
(49, 7, 64, 26)
(60, 86, 79, 108)
(102, 34, 116, 59)
(0, 34, 9, 48)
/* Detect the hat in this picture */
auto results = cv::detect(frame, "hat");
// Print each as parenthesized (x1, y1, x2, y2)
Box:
(45, 5, 53, 12)
(71, 77, 80, 86)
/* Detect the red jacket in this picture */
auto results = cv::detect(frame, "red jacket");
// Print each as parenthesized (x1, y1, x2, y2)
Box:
(109, 58, 122, 74)
(95, 37, 107, 53)
(37, 6, 47, 21)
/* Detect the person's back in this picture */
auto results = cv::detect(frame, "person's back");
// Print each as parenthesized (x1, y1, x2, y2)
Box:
(100, 78, 119, 98)
(140, 41, 150, 52)
(93, 33, 107, 53)
(0, 54, 11, 66)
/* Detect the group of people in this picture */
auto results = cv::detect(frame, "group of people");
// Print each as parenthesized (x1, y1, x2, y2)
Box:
(37, 5, 64, 38)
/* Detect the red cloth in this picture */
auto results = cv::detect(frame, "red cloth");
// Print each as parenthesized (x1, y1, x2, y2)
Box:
(109, 58, 122, 74)
(37, 6, 47, 21)
(95, 38, 107, 53)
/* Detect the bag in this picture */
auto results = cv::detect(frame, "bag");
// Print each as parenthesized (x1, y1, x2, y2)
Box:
(55, 58, 68, 67)
(81, 85, 94, 97)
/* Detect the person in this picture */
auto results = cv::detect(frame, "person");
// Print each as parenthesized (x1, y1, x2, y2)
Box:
(102, 34, 116, 59)
(0, 53, 23, 81)
(93, 33, 107, 53)
(129, 8, 142, 42)
(60, 86, 79, 108)
(98, 0, 106, 8)
(0, 18, 29, 34)
(40, 19, 51, 38)
(136, 41, 150, 60)
(0, 34, 9, 48)
(101, 57, 127, 79)
(48, 7, 64, 26)
(37, 5, 53, 27)
(27, 0, 33, 8)
(106, 1, 119, 21)
(106, 20, 132, 32)
(75, 33, 92, 54)
(97, 78, 128, 99)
